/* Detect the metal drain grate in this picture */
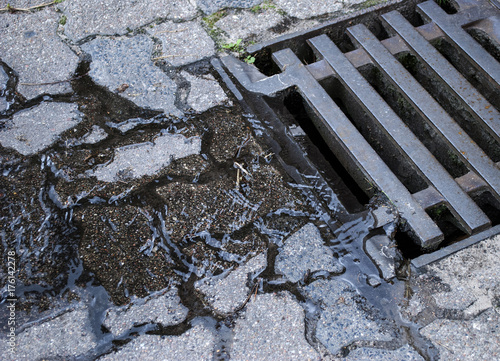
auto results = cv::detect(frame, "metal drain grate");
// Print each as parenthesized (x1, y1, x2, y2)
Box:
(220, 0, 500, 251)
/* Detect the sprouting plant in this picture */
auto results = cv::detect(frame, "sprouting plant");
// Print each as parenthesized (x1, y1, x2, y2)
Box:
(203, 10, 226, 28)
(221, 38, 244, 52)
(221, 39, 257, 65)
(251, 0, 276, 13)
(244, 55, 256, 64)
(59, 15, 67, 25)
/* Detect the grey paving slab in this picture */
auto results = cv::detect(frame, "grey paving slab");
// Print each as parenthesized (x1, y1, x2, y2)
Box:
(0, 65, 7, 113)
(89, 132, 201, 182)
(424, 235, 500, 317)
(66, 124, 109, 146)
(2, 308, 96, 361)
(0, 102, 82, 155)
(197, 0, 262, 15)
(231, 292, 320, 360)
(195, 252, 266, 315)
(273, 0, 343, 19)
(147, 21, 215, 67)
(421, 308, 500, 361)
(303, 278, 392, 355)
(344, 345, 425, 360)
(0, 9, 79, 99)
(81, 35, 182, 116)
(57, 0, 198, 42)
(104, 287, 188, 336)
(99, 322, 215, 361)
(365, 234, 398, 280)
(215, 9, 284, 44)
(276, 223, 344, 283)
(80, 125, 108, 144)
(182, 71, 231, 112)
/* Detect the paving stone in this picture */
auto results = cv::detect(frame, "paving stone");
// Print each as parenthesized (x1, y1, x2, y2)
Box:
(0, 102, 82, 155)
(0, 9, 79, 99)
(89, 132, 201, 182)
(424, 235, 500, 316)
(3, 308, 96, 361)
(0, 65, 7, 113)
(82, 36, 181, 116)
(80, 125, 108, 144)
(432, 287, 477, 310)
(197, 0, 262, 15)
(57, 0, 197, 42)
(195, 252, 266, 315)
(365, 234, 398, 280)
(231, 292, 320, 360)
(344, 345, 425, 360)
(104, 287, 189, 336)
(273, 0, 343, 19)
(99, 322, 215, 361)
(182, 71, 230, 112)
(147, 21, 215, 67)
(215, 9, 284, 44)
(276, 223, 344, 283)
(421, 308, 500, 361)
(303, 278, 392, 355)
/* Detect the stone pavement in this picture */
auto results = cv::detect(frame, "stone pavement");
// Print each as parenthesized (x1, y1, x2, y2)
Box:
(0, 0, 499, 360)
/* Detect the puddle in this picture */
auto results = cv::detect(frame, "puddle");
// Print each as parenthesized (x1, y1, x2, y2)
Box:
(1, 55, 436, 360)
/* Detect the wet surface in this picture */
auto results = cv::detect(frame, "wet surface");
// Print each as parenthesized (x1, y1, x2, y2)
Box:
(1, 1, 499, 360)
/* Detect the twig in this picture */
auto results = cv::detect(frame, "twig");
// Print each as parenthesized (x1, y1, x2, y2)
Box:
(20, 72, 88, 86)
(234, 162, 250, 176)
(235, 168, 241, 189)
(237, 283, 259, 311)
(0, 0, 61, 12)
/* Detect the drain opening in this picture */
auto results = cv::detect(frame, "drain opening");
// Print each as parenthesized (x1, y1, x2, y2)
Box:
(221, 0, 500, 257)
(360, 63, 470, 179)
(395, 51, 500, 162)
(279, 90, 368, 212)
(431, 38, 500, 110)
(319, 67, 431, 194)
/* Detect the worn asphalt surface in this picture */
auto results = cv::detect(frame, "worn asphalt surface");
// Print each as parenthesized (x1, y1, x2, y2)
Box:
(1, 0, 499, 360)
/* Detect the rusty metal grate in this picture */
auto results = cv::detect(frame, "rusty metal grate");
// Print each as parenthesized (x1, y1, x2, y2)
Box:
(218, 0, 500, 251)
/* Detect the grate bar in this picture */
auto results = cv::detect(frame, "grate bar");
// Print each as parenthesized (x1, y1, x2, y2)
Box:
(417, 0, 500, 87)
(270, 48, 444, 248)
(308, 34, 491, 235)
(382, 10, 500, 144)
(348, 24, 500, 202)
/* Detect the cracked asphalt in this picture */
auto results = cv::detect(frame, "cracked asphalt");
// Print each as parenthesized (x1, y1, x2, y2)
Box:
(1, 0, 499, 360)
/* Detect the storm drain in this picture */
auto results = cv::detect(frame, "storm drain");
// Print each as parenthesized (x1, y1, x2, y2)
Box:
(219, 0, 500, 252)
